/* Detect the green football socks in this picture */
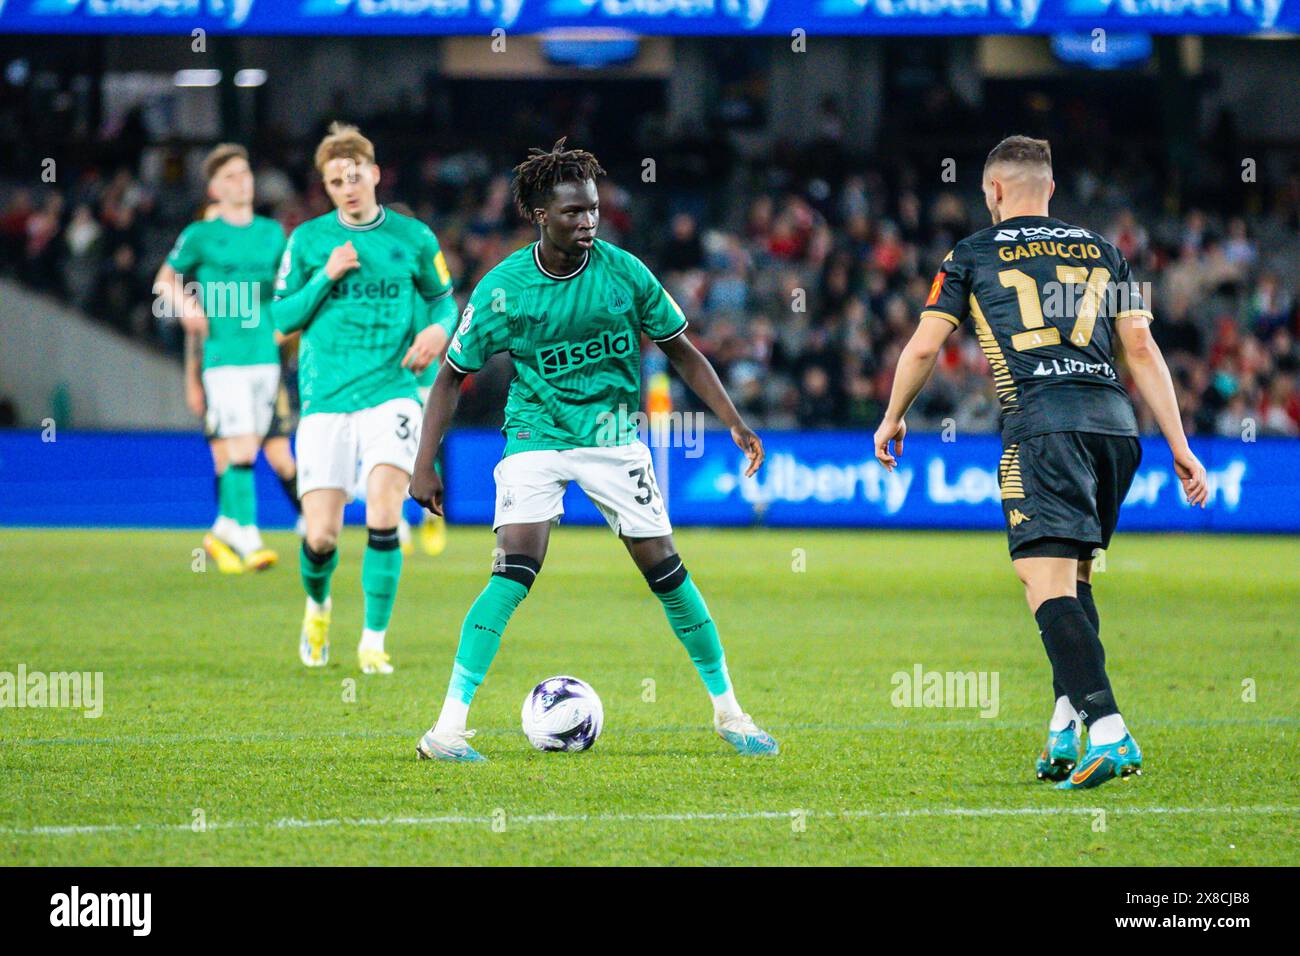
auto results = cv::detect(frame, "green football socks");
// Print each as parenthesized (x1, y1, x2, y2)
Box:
(446, 573, 531, 705)
(361, 527, 403, 631)
(652, 568, 733, 697)
(300, 541, 338, 605)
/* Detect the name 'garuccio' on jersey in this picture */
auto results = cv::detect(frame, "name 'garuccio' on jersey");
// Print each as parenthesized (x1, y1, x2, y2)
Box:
(446, 239, 688, 458)
(922, 214, 1153, 446)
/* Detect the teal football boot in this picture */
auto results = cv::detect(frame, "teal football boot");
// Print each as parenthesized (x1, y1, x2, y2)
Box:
(1056, 733, 1143, 790)
(714, 712, 780, 756)
(1035, 720, 1081, 782)
(417, 728, 488, 763)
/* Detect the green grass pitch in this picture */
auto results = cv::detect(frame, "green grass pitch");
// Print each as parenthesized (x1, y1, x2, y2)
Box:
(1, 526, 1295, 866)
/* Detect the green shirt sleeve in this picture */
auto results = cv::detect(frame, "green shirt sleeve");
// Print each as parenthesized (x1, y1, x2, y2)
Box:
(630, 254, 688, 342)
(427, 292, 460, 336)
(444, 282, 510, 374)
(165, 223, 202, 274)
(416, 226, 455, 303)
(272, 229, 334, 335)
(409, 226, 457, 337)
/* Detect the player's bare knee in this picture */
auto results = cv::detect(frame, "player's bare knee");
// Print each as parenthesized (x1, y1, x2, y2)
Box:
(496, 522, 550, 566)
(624, 533, 675, 572)
(227, 435, 259, 465)
(263, 439, 294, 478)
(364, 501, 402, 530)
(305, 528, 338, 554)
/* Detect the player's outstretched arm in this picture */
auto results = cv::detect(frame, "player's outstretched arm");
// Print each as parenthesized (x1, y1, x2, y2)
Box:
(657, 332, 763, 477)
(874, 316, 956, 470)
(1116, 316, 1208, 507)
(409, 361, 467, 516)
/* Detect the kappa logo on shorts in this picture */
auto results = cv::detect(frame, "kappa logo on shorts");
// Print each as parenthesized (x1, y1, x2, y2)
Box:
(501, 489, 515, 511)
(1008, 509, 1032, 528)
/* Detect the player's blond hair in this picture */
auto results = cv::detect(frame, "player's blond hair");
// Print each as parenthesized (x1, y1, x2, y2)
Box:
(202, 143, 249, 183)
(314, 122, 376, 174)
(984, 135, 1052, 173)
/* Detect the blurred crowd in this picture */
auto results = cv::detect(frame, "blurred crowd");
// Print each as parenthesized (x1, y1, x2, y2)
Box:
(2, 121, 1299, 438)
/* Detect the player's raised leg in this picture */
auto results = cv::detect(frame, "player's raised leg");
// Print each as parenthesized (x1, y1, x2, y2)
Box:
(624, 533, 778, 756)
(418, 521, 551, 762)
(1016, 554, 1141, 789)
(357, 463, 410, 675)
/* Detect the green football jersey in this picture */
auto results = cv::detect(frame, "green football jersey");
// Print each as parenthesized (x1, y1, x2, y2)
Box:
(446, 239, 688, 457)
(273, 206, 454, 416)
(165, 215, 285, 370)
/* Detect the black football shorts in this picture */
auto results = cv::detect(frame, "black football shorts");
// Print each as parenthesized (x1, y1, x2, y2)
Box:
(263, 382, 298, 442)
(999, 431, 1142, 561)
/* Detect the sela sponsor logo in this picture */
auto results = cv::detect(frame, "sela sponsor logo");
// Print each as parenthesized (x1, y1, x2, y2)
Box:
(537, 329, 633, 378)
(820, 0, 1045, 29)
(994, 225, 1093, 241)
(50, 886, 151, 936)
(329, 277, 402, 300)
(302, 0, 527, 28)
(1032, 357, 1118, 379)
(30, 0, 253, 26)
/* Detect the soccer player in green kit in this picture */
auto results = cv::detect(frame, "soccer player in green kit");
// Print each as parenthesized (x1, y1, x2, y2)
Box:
(409, 140, 779, 761)
(273, 124, 457, 674)
(155, 144, 285, 574)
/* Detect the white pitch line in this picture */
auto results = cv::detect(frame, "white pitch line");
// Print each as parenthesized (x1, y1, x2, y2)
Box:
(10, 715, 1297, 749)
(2, 805, 1296, 838)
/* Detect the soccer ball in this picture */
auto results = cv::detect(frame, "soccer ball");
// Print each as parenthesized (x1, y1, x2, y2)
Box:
(521, 676, 604, 753)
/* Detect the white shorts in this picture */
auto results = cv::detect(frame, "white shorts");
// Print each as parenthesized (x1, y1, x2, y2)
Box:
(202, 363, 279, 439)
(296, 397, 422, 498)
(493, 442, 672, 539)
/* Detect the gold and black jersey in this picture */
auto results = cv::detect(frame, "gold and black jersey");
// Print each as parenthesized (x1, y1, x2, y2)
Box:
(923, 215, 1150, 446)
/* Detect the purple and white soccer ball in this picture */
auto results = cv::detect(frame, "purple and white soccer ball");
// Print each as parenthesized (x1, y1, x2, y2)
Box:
(521, 676, 604, 753)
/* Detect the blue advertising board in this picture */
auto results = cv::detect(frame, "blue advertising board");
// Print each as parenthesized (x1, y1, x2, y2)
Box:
(2, 427, 1293, 533)
(443, 429, 1299, 533)
(0, 0, 1296, 36)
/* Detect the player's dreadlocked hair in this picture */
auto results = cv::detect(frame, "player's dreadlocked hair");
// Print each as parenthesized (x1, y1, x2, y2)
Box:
(511, 137, 605, 223)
